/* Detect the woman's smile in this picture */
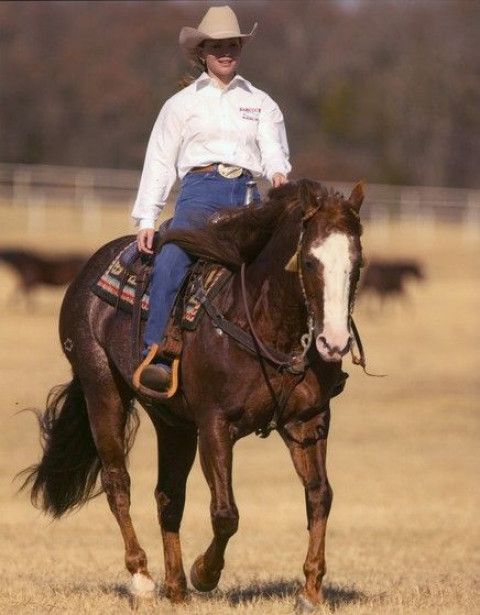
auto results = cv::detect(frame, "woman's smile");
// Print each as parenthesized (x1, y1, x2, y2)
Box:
(200, 37, 242, 86)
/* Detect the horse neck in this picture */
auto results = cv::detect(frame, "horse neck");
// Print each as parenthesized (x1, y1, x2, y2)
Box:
(242, 223, 308, 351)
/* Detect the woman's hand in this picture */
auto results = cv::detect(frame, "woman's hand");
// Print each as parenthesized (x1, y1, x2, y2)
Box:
(272, 173, 288, 188)
(137, 228, 155, 254)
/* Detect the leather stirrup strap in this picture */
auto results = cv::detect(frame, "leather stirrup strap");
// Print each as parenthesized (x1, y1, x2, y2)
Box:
(131, 265, 150, 367)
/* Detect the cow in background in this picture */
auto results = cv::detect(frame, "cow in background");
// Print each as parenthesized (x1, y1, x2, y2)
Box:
(0, 248, 87, 307)
(358, 258, 425, 307)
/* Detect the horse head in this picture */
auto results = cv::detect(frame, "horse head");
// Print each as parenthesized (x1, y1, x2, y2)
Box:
(293, 179, 364, 362)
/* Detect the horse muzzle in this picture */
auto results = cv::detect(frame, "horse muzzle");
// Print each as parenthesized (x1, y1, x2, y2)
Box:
(315, 332, 352, 362)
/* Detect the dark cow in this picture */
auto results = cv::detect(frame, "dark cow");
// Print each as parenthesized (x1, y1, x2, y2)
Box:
(359, 258, 424, 304)
(0, 248, 87, 305)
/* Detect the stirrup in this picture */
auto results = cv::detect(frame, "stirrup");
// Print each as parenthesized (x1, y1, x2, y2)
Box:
(132, 343, 180, 400)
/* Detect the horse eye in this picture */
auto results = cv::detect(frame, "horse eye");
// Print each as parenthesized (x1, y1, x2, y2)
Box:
(304, 259, 316, 271)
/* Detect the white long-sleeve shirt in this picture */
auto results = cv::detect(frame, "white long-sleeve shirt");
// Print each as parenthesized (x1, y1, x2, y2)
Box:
(131, 73, 291, 229)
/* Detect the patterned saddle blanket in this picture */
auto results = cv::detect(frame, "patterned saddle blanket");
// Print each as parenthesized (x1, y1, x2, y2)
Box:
(91, 240, 232, 330)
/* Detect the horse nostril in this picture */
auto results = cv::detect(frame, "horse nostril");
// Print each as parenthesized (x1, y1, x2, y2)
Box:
(318, 334, 351, 357)
(318, 336, 330, 351)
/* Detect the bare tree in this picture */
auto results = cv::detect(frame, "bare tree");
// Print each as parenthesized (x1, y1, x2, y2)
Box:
(1, 0, 479, 188)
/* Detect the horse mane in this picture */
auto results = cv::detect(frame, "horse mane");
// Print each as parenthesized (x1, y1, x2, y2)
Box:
(158, 182, 304, 268)
(158, 179, 360, 269)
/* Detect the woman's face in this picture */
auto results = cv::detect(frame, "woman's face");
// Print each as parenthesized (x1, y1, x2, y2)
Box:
(199, 38, 242, 85)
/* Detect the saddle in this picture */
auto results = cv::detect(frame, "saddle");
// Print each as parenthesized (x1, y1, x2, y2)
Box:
(91, 227, 232, 393)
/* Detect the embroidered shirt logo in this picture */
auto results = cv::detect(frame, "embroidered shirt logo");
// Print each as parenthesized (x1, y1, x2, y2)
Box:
(240, 107, 260, 121)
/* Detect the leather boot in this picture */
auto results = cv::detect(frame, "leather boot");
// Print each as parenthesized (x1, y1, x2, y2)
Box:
(140, 364, 172, 392)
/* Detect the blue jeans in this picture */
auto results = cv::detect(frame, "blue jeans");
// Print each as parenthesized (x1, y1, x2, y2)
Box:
(144, 170, 260, 352)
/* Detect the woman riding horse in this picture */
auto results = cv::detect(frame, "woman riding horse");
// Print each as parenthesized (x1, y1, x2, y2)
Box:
(132, 5, 291, 392)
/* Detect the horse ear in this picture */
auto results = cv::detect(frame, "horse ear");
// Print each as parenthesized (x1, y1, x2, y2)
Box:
(348, 181, 365, 212)
(299, 179, 318, 217)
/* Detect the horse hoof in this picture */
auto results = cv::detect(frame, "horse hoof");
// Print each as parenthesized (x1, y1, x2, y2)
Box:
(131, 572, 156, 608)
(165, 583, 188, 604)
(190, 555, 221, 592)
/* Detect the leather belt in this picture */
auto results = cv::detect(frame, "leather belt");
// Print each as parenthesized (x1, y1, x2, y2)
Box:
(189, 163, 252, 178)
(190, 164, 218, 173)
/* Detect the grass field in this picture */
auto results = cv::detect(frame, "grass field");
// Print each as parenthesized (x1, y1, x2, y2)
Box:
(0, 199, 479, 614)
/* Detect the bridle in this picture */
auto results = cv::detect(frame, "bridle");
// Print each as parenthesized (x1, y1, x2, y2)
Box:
(239, 199, 325, 437)
(239, 195, 370, 437)
(198, 193, 370, 438)
(240, 263, 314, 375)
(239, 199, 322, 375)
(282, 194, 369, 371)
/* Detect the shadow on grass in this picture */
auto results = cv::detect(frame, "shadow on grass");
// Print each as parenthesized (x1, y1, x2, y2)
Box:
(100, 579, 366, 611)
(217, 579, 365, 610)
(324, 584, 368, 611)
(99, 582, 130, 599)
(223, 578, 301, 604)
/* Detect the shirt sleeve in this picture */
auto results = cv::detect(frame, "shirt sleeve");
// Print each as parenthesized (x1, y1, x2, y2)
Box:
(257, 95, 292, 182)
(131, 98, 183, 228)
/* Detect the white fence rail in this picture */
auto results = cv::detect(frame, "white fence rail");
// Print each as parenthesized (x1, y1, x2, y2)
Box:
(1, 163, 141, 208)
(1, 162, 479, 233)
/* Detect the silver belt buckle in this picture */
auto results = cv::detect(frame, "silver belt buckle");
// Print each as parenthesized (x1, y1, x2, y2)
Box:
(217, 163, 243, 179)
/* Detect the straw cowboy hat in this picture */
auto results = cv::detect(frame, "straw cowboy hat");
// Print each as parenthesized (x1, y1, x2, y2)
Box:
(179, 5, 257, 59)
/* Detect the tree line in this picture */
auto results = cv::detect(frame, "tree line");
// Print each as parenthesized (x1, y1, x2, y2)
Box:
(1, 0, 479, 189)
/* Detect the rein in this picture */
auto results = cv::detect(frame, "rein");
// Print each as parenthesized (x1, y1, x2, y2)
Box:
(349, 316, 386, 378)
(240, 263, 312, 374)
(236, 203, 323, 437)
(196, 285, 304, 372)
(240, 262, 310, 437)
(199, 192, 373, 437)
(195, 267, 310, 439)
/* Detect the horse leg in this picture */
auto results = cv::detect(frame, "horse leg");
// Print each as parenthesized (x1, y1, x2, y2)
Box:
(190, 418, 238, 593)
(146, 413, 198, 603)
(280, 408, 333, 612)
(84, 382, 155, 603)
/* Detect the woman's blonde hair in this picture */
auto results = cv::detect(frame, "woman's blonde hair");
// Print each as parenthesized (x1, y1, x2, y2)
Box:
(178, 46, 206, 89)
(178, 38, 242, 89)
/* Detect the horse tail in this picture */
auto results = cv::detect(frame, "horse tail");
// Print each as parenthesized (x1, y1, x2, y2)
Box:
(18, 375, 139, 518)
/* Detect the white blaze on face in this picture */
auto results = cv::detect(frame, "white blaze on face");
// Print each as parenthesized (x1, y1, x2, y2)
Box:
(310, 232, 352, 360)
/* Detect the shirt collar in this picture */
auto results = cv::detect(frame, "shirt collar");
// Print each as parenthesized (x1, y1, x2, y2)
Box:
(195, 72, 252, 93)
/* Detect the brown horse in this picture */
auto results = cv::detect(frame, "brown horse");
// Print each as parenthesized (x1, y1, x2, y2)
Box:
(20, 179, 365, 612)
(0, 249, 87, 305)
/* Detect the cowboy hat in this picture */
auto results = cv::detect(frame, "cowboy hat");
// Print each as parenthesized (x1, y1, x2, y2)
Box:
(179, 5, 257, 59)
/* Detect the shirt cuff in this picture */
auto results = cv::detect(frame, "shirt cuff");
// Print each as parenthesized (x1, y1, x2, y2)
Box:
(267, 170, 289, 183)
(137, 218, 156, 230)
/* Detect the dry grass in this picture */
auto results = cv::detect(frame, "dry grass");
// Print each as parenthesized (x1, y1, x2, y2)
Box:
(0, 200, 479, 614)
